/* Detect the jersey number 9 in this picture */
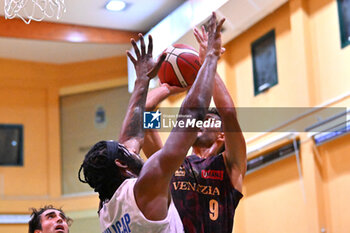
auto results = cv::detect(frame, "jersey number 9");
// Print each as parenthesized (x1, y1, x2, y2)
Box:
(209, 199, 218, 221)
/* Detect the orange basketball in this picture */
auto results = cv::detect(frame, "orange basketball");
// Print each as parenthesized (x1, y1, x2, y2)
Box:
(158, 44, 201, 87)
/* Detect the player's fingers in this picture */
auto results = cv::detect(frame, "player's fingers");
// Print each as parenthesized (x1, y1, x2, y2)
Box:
(194, 28, 202, 43)
(183, 85, 191, 91)
(126, 51, 137, 65)
(216, 18, 225, 35)
(147, 53, 166, 78)
(131, 39, 141, 59)
(147, 35, 153, 55)
(201, 25, 208, 41)
(161, 82, 170, 88)
(139, 33, 146, 56)
(196, 27, 205, 42)
(208, 12, 217, 33)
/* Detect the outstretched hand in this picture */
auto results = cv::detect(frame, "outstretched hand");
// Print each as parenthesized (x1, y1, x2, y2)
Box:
(207, 12, 225, 57)
(193, 26, 209, 64)
(193, 13, 225, 63)
(127, 34, 166, 79)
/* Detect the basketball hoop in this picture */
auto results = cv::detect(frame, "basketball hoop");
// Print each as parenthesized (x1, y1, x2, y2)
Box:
(4, 0, 66, 24)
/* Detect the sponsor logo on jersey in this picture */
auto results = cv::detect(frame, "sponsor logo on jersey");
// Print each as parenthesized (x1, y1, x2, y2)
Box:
(201, 170, 224, 180)
(172, 181, 220, 196)
(174, 165, 186, 176)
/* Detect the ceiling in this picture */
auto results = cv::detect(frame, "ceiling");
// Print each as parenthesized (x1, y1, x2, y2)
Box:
(0, 0, 288, 64)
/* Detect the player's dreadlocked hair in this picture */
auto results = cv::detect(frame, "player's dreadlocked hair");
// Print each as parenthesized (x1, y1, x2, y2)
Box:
(78, 140, 143, 209)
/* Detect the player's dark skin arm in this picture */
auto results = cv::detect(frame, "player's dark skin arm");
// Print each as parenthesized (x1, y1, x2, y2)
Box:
(119, 34, 166, 155)
(143, 84, 188, 157)
(134, 12, 225, 221)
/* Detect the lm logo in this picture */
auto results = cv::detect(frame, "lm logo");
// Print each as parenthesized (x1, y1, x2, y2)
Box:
(143, 110, 161, 129)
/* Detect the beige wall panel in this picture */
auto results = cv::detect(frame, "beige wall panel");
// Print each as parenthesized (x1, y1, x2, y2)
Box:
(319, 134, 350, 233)
(58, 56, 128, 88)
(69, 217, 100, 233)
(308, 0, 350, 103)
(60, 86, 130, 194)
(234, 155, 308, 233)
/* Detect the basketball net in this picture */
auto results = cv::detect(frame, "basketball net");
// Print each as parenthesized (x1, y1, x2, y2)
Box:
(4, 0, 66, 24)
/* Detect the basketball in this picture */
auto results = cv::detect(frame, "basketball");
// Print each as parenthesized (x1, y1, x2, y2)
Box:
(158, 44, 201, 87)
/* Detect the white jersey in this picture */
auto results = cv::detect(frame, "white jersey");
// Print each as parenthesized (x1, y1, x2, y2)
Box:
(99, 178, 184, 233)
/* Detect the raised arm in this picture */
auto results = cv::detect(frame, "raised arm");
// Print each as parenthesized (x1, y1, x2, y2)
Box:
(214, 75, 247, 192)
(134, 12, 225, 220)
(143, 84, 189, 158)
(119, 34, 165, 154)
(194, 23, 247, 191)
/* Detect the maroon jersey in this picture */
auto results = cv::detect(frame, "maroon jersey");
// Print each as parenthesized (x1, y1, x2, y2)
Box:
(170, 154, 243, 233)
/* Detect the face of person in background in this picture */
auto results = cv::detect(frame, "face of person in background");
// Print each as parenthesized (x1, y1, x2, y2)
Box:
(36, 209, 69, 233)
